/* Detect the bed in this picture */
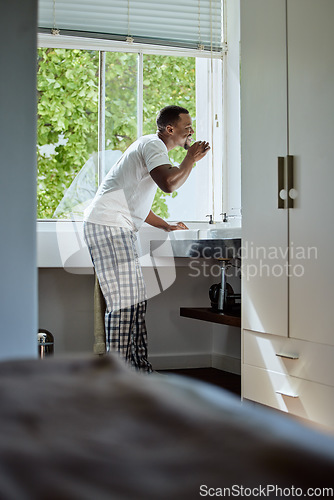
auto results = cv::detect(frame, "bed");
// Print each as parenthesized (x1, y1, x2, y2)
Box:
(0, 354, 333, 499)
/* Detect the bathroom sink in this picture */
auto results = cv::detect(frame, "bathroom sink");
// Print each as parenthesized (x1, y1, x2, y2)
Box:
(198, 226, 242, 240)
(151, 237, 241, 259)
(150, 224, 242, 258)
(165, 226, 242, 241)
(167, 229, 199, 240)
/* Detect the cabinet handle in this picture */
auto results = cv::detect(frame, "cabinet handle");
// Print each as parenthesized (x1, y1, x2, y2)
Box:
(277, 156, 285, 209)
(287, 155, 295, 208)
(276, 390, 299, 398)
(276, 353, 299, 360)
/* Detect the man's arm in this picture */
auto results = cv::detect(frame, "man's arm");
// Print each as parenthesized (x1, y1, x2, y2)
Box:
(150, 141, 210, 193)
(145, 210, 188, 231)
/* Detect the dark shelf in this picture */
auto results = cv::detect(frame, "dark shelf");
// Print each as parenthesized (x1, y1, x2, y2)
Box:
(180, 307, 241, 328)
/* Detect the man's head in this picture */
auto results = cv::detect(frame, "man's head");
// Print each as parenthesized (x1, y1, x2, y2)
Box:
(156, 105, 194, 150)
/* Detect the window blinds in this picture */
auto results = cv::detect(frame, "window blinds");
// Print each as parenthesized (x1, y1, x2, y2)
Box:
(38, 0, 222, 51)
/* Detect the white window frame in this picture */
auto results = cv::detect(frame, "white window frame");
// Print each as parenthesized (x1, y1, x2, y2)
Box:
(37, 33, 227, 222)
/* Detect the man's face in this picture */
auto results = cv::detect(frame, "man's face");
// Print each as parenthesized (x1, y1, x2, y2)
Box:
(171, 113, 194, 150)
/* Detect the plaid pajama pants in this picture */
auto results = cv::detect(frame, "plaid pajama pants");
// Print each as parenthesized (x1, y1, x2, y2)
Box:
(84, 222, 153, 373)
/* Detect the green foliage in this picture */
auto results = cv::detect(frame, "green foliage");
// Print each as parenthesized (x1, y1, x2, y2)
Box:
(143, 54, 196, 167)
(143, 54, 196, 216)
(37, 48, 99, 219)
(105, 52, 138, 152)
(151, 189, 178, 219)
(37, 48, 196, 220)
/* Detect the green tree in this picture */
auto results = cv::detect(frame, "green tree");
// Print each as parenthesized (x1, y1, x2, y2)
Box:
(143, 55, 196, 218)
(105, 52, 138, 152)
(37, 48, 99, 219)
(37, 48, 196, 220)
(143, 53, 196, 165)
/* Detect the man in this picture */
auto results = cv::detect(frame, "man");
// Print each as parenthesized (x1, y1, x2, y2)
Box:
(83, 105, 210, 372)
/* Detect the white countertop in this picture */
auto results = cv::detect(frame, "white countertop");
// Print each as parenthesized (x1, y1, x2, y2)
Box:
(37, 220, 242, 272)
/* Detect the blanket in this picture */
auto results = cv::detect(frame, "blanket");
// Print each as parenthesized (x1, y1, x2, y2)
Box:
(0, 354, 333, 499)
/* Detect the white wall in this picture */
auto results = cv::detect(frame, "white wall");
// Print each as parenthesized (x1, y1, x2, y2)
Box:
(38, 261, 241, 373)
(38, 266, 215, 367)
(146, 266, 215, 369)
(0, 0, 38, 360)
(38, 269, 95, 354)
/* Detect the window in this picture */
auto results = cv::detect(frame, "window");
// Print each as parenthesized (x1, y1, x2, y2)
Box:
(37, 47, 99, 219)
(37, 35, 224, 222)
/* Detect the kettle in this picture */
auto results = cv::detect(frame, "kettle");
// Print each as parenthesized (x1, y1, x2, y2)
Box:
(209, 282, 237, 312)
(209, 257, 230, 312)
(209, 283, 225, 312)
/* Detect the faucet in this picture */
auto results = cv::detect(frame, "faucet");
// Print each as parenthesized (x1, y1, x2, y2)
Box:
(206, 214, 214, 224)
(221, 212, 239, 223)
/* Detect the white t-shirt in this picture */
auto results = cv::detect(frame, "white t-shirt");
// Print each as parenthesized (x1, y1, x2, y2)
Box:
(84, 134, 170, 231)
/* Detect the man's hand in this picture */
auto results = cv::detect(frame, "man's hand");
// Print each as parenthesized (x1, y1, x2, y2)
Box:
(186, 140, 210, 162)
(165, 222, 189, 231)
(145, 211, 188, 232)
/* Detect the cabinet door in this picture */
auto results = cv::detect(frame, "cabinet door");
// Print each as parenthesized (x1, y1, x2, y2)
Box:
(288, 0, 334, 345)
(241, 0, 288, 336)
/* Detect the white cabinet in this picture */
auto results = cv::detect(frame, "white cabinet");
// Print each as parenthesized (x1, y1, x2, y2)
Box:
(243, 362, 334, 430)
(288, 1, 334, 344)
(244, 330, 334, 388)
(243, 330, 334, 430)
(241, 0, 334, 429)
(241, 0, 288, 338)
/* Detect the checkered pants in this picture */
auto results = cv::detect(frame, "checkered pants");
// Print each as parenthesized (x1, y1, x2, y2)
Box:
(84, 222, 153, 373)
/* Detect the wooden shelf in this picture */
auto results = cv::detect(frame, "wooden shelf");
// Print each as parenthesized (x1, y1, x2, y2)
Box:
(180, 307, 241, 328)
